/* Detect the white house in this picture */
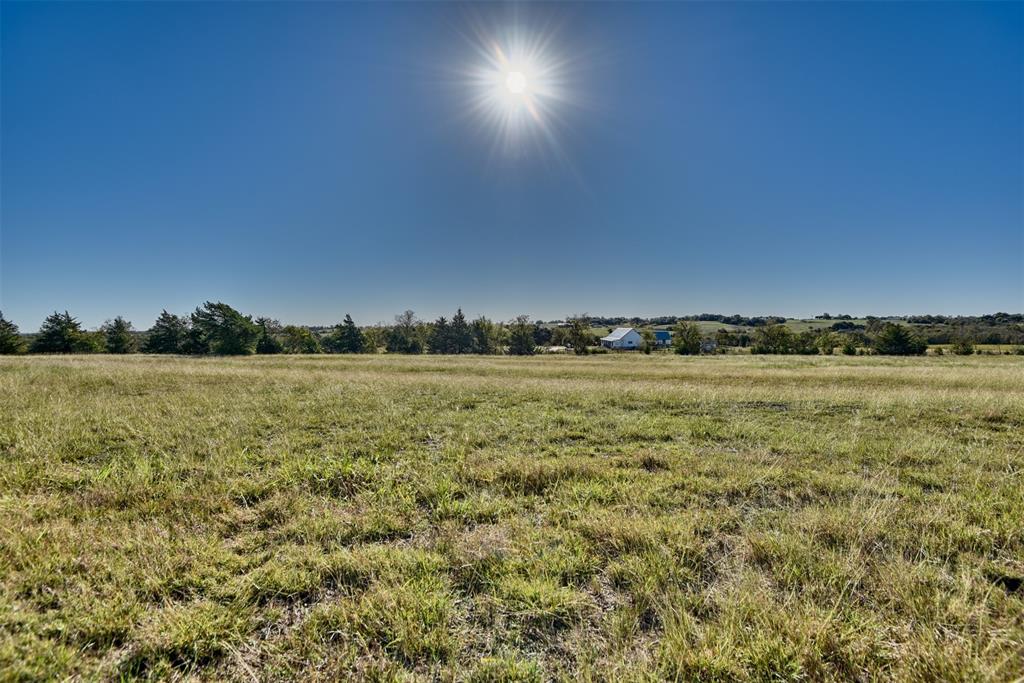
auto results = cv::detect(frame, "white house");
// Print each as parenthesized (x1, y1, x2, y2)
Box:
(600, 327, 643, 350)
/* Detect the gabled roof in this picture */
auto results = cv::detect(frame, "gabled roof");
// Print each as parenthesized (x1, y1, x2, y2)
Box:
(601, 327, 636, 341)
(653, 330, 672, 341)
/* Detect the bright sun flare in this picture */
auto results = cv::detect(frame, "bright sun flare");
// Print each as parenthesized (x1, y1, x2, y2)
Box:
(505, 70, 527, 94)
(460, 18, 576, 157)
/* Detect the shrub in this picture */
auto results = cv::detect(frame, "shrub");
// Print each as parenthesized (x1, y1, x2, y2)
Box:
(950, 336, 975, 355)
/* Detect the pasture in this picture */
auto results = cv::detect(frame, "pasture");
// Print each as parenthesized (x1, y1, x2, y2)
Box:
(1, 354, 1022, 680)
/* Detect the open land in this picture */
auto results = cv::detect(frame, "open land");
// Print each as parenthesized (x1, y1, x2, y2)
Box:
(1, 354, 1022, 680)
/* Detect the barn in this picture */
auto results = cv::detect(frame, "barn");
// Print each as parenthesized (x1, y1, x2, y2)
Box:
(600, 327, 643, 350)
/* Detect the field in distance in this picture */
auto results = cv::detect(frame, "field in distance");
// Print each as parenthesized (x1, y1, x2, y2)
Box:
(1, 354, 1022, 680)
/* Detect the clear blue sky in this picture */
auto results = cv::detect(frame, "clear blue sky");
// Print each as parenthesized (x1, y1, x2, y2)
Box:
(2, 1, 1021, 329)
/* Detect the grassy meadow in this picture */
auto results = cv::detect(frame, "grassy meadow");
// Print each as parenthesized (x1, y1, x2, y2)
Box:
(1, 354, 1022, 681)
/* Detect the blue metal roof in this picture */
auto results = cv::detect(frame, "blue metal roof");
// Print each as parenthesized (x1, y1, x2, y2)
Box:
(653, 330, 672, 341)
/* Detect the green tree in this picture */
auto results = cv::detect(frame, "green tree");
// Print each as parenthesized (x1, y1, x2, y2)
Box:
(507, 315, 537, 356)
(470, 316, 503, 354)
(387, 310, 425, 354)
(792, 330, 819, 355)
(280, 325, 322, 354)
(751, 324, 794, 354)
(181, 326, 210, 355)
(815, 331, 837, 355)
(30, 311, 99, 353)
(715, 329, 735, 349)
(429, 316, 451, 354)
(450, 308, 473, 354)
(102, 316, 136, 354)
(362, 325, 386, 354)
(550, 326, 569, 347)
(255, 318, 284, 354)
(865, 316, 886, 335)
(873, 323, 927, 356)
(672, 321, 702, 355)
(0, 312, 26, 354)
(565, 314, 592, 355)
(841, 338, 858, 355)
(190, 301, 259, 355)
(532, 325, 552, 347)
(324, 314, 365, 354)
(640, 328, 656, 354)
(143, 310, 189, 354)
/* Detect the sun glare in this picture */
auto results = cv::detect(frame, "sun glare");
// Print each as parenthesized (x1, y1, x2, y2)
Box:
(458, 15, 577, 159)
(505, 70, 527, 94)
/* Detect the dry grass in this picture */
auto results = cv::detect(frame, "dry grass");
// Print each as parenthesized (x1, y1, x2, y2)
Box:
(0, 354, 1021, 680)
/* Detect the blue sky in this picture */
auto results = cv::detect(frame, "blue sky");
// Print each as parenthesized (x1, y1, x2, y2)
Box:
(2, 1, 1021, 329)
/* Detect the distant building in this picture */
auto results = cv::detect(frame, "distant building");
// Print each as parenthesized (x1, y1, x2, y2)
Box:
(600, 327, 643, 350)
(700, 339, 718, 353)
(653, 330, 672, 348)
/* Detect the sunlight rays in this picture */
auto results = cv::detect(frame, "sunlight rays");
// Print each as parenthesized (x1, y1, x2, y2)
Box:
(456, 12, 580, 162)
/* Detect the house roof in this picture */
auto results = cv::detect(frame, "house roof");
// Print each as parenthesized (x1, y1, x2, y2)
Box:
(601, 327, 636, 341)
(653, 330, 672, 341)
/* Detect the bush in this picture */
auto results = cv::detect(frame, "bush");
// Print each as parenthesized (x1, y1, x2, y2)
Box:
(950, 336, 975, 355)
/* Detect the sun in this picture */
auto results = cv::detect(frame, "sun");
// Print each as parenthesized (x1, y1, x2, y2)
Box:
(458, 16, 577, 157)
(505, 70, 527, 95)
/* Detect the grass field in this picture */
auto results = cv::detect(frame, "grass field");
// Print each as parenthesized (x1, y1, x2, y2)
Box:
(1, 355, 1022, 681)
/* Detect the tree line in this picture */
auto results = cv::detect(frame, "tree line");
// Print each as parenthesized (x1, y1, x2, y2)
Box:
(0, 304, 588, 356)
(2, 305, 1020, 357)
(666, 320, 991, 356)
